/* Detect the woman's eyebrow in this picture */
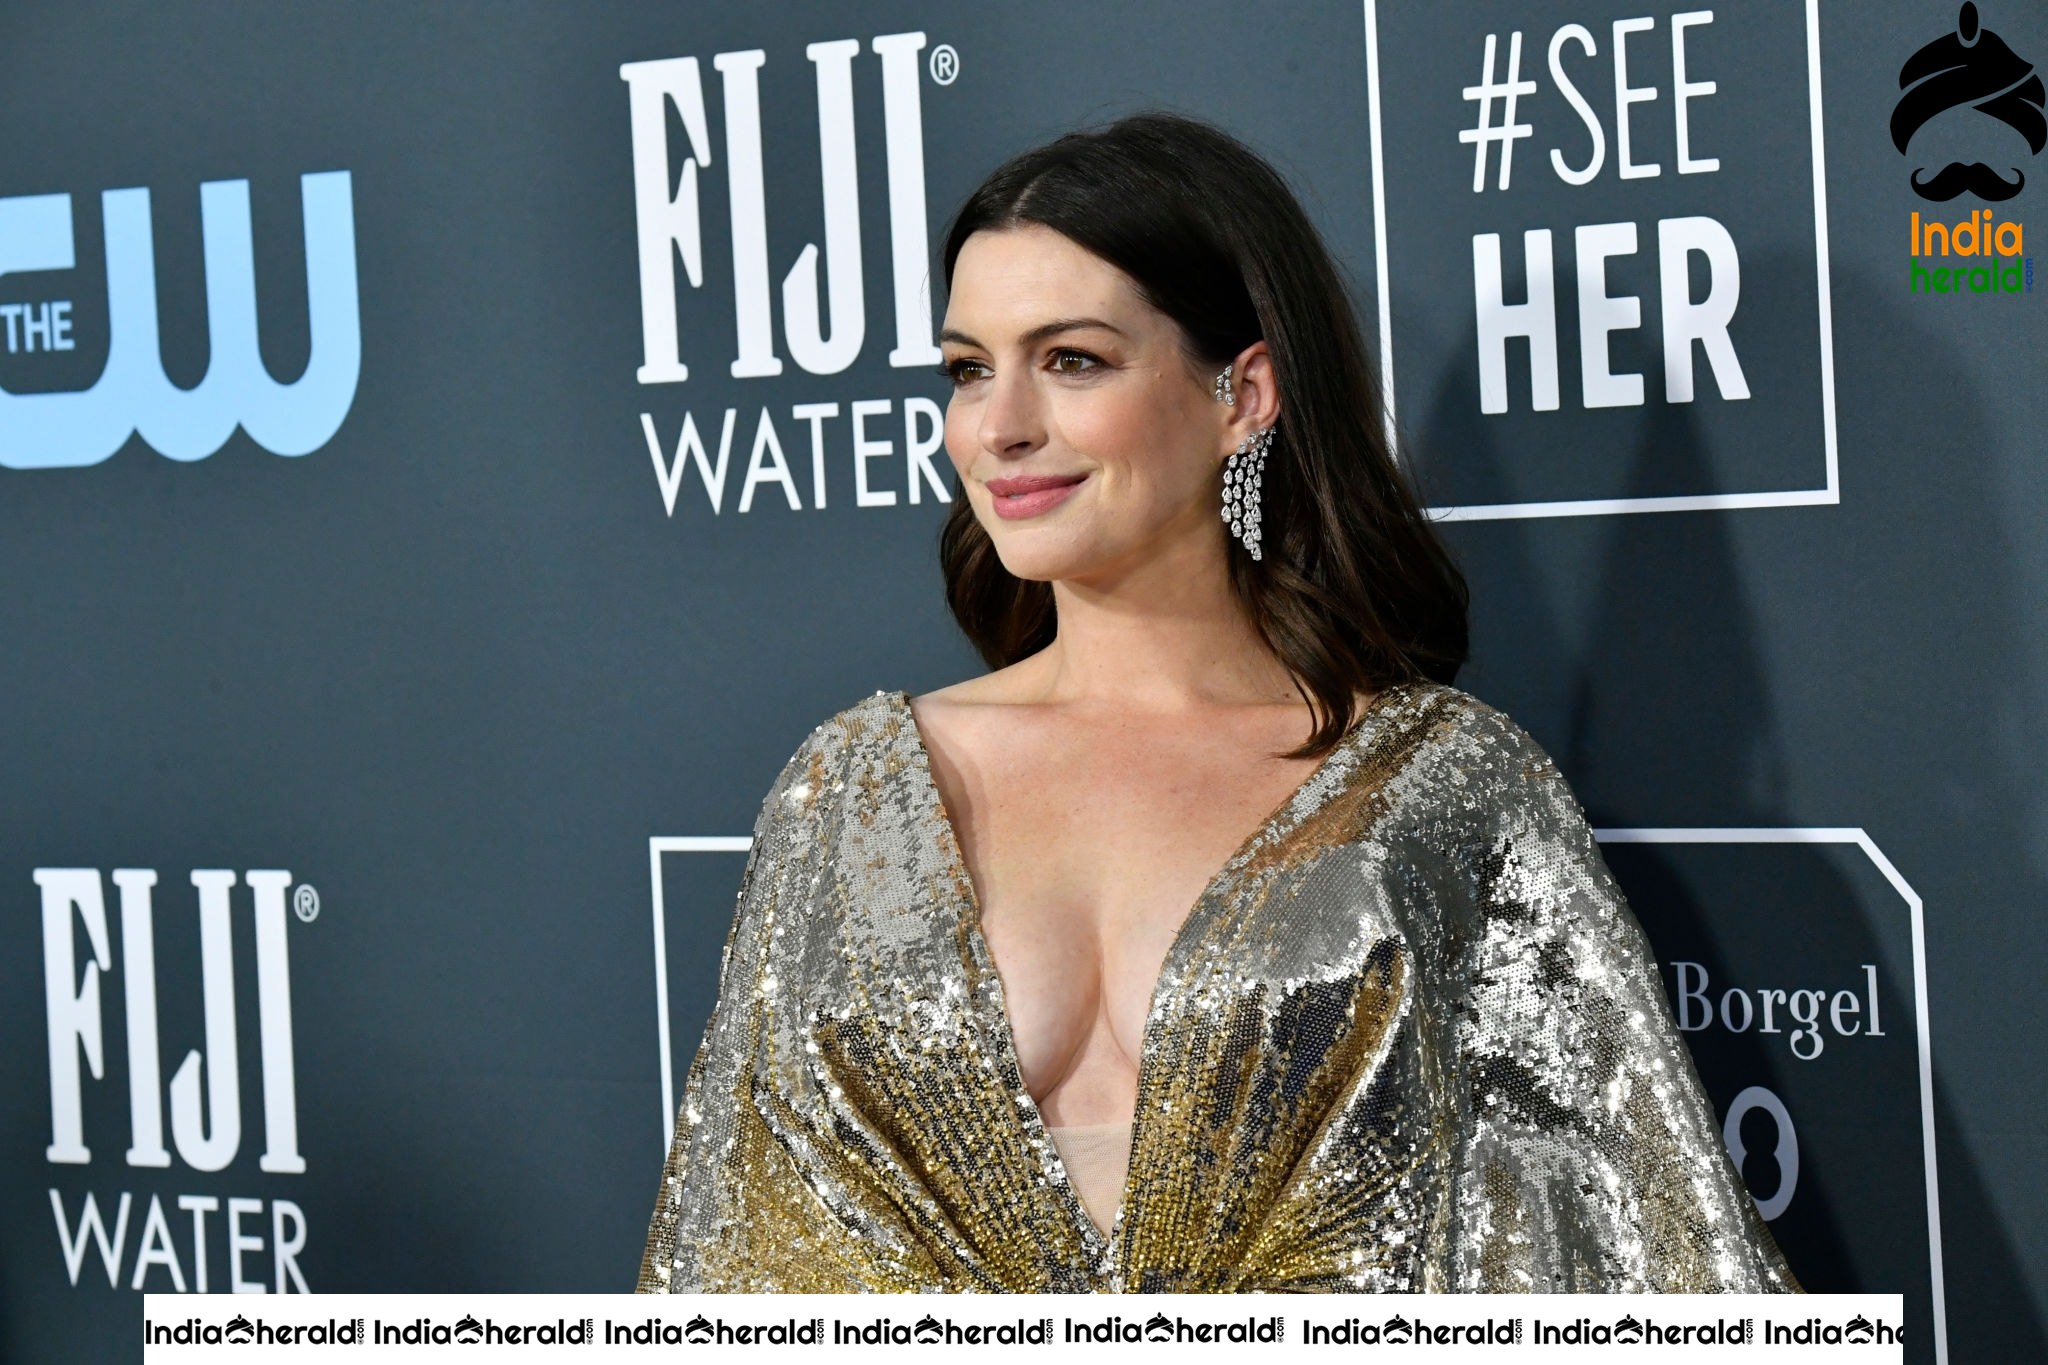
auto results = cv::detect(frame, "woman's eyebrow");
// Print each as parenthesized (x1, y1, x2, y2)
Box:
(937, 317, 1128, 349)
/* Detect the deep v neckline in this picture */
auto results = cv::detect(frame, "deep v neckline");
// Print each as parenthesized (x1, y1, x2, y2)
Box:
(889, 686, 1392, 1259)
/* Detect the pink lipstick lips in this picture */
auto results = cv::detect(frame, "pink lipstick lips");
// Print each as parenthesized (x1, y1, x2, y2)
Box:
(986, 472, 1088, 520)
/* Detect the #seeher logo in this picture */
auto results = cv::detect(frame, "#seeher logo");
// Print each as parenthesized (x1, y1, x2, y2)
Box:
(1892, 3, 2044, 202)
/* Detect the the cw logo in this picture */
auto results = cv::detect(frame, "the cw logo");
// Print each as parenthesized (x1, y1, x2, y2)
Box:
(0, 172, 359, 469)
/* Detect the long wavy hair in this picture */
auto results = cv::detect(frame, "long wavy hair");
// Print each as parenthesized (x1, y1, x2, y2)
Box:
(935, 111, 1468, 759)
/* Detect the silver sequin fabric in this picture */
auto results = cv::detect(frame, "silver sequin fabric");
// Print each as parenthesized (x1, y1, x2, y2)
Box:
(636, 681, 1803, 1294)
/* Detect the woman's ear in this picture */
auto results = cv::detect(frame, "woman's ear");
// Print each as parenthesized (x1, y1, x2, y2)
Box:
(1223, 341, 1281, 449)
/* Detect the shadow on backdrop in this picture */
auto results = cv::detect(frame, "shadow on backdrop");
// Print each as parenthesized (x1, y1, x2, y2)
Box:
(1403, 256, 2045, 1358)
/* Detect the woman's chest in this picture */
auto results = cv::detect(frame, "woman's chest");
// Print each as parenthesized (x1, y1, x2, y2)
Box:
(943, 742, 1334, 1093)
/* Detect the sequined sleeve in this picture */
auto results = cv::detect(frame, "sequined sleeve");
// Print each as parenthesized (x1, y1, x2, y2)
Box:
(634, 724, 834, 1293)
(1445, 717, 1803, 1292)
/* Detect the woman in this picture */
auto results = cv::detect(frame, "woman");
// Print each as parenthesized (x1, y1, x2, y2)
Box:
(637, 112, 1801, 1294)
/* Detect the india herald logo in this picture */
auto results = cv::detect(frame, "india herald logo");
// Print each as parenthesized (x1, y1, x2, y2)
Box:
(1892, 3, 2045, 202)
(0, 173, 359, 469)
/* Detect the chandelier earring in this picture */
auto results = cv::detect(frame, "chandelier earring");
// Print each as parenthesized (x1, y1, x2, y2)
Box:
(1221, 424, 1274, 561)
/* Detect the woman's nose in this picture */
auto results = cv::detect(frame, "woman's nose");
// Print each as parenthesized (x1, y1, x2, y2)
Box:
(978, 366, 1044, 455)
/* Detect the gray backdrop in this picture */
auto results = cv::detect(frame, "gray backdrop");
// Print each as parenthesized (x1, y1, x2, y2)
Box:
(4, 3, 2042, 1362)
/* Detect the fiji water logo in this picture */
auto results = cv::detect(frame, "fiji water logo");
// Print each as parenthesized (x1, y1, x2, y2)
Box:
(0, 171, 360, 469)
(618, 36, 938, 385)
(618, 33, 962, 519)
(41, 868, 321, 1292)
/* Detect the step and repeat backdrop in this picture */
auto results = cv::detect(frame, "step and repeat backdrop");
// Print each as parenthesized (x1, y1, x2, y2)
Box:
(4, 2, 2043, 1361)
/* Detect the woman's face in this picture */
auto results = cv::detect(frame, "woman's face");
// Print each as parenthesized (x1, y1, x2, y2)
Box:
(938, 225, 1257, 586)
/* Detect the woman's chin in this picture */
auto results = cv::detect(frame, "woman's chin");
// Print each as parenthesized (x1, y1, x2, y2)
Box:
(989, 543, 1097, 584)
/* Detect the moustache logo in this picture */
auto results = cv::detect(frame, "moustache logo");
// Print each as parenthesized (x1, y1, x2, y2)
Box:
(1911, 161, 2027, 201)
(1892, 3, 2045, 203)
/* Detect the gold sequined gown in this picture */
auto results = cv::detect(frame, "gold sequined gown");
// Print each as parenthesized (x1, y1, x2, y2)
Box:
(636, 682, 1803, 1294)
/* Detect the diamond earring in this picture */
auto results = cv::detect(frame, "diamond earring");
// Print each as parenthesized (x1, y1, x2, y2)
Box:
(1213, 364, 1236, 406)
(1221, 425, 1273, 560)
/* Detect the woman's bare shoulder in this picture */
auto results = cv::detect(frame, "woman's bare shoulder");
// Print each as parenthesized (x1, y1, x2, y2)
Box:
(908, 660, 1044, 710)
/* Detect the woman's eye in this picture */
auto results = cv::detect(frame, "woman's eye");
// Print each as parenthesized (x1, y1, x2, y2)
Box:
(936, 359, 988, 386)
(934, 350, 1100, 386)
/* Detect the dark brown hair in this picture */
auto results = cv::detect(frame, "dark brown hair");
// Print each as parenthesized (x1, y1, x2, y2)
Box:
(936, 110, 1468, 759)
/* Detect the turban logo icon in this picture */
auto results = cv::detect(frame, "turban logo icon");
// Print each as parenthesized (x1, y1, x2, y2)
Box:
(1891, 3, 2046, 201)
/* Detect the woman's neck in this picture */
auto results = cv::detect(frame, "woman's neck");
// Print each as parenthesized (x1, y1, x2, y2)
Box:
(1022, 581, 1301, 713)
